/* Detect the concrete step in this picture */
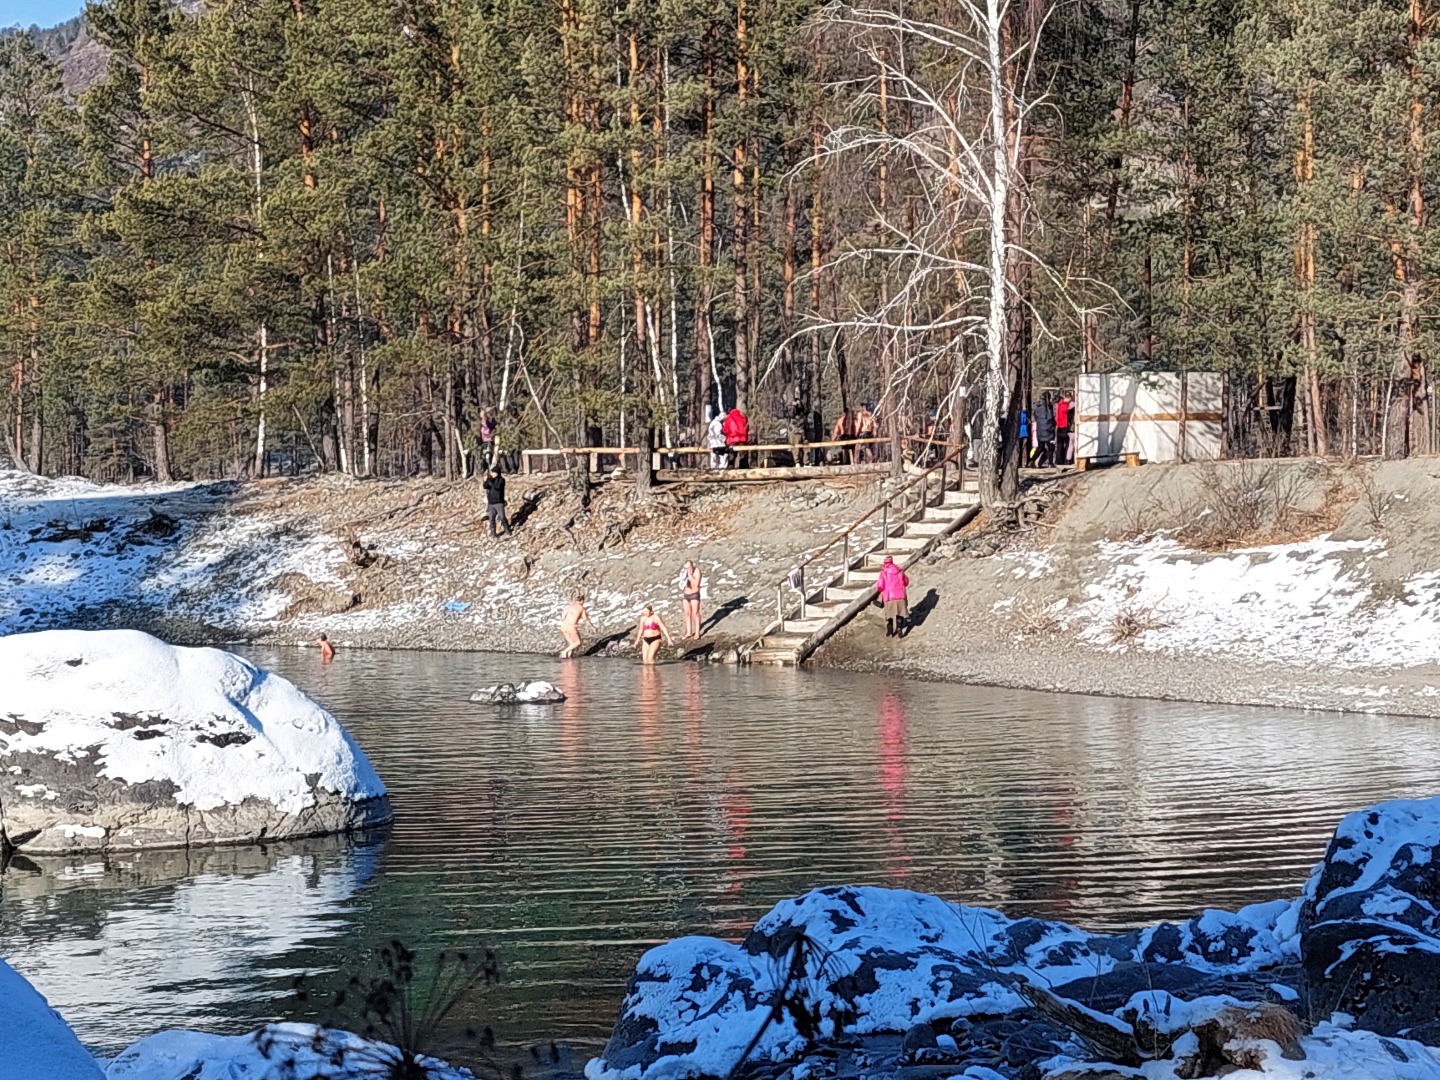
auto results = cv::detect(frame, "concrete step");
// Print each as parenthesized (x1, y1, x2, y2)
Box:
(825, 584, 874, 603)
(749, 647, 799, 666)
(922, 506, 966, 523)
(848, 568, 881, 583)
(879, 535, 929, 552)
(906, 520, 955, 537)
(943, 491, 980, 507)
(782, 617, 828, 634)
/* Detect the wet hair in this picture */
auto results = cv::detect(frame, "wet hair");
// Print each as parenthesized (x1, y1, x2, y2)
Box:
(318, 633, 328, 641)
(574, 592, 586, 602)
(642, 604, 654, 616)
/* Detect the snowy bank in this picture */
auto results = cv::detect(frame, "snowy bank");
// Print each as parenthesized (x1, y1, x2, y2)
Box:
(0, 629, 391, 853)
(0, 956, 105, 1080)
(587, 793, 1440, 1080)
(104, 1025, 476, 1080)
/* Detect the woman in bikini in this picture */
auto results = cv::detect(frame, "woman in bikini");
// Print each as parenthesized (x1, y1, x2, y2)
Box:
(559, 592, 591, 658)
(680, 561, 703, 640)
(634, 604, 674, 665)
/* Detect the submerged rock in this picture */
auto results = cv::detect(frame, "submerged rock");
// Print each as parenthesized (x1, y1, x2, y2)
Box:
(469, 680, 566, 705)
(0, 957, 104, 1080)
(0, 629, 392, 854)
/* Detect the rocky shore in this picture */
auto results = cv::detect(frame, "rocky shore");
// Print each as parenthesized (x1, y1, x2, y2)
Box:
(585, 795, 1440, 1080)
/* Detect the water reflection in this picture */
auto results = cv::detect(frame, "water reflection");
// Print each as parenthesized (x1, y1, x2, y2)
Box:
(0, 837, 381, 1043)
(3, 648, 1438, 1063)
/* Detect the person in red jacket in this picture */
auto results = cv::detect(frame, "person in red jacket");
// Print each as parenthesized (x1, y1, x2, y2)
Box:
(721, 407, 749, 469)
(1055, 392, 1073, 465)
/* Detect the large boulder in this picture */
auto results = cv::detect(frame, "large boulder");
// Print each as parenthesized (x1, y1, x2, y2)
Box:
(1300, 797, 1440, 1041)
(0, 629, 391, 854)
(0, 956, 104, 1080)
(586, 887, 1311, 1080)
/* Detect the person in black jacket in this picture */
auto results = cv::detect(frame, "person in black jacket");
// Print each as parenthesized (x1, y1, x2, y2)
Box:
(1033, 392, 1057, 468)
(482, 467, 511, 538)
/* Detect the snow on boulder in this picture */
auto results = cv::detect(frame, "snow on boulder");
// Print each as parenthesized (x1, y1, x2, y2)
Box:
(587, 886, 1316, 1080)
(469, 680, 566, 705)
(0, 629, 391, 854)
(1300, 796, 1440, 1042)
(0, 956, 104, 1080)
(105, 1025, 475, 1080)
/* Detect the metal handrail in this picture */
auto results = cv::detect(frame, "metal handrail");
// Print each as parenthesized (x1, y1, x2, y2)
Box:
(775, 445, 967, 625)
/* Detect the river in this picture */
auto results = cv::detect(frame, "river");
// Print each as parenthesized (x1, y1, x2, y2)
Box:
(2, 648, 1436, 1070)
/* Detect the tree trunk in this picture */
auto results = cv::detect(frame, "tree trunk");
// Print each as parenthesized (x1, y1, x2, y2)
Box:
(152, 391, 172, 482)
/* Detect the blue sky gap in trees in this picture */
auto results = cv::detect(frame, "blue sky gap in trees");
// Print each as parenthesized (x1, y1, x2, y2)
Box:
(3, 0, 86, 30)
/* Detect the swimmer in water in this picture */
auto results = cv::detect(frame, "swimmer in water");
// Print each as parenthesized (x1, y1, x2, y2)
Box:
(633, 604, 674, 665)
(559, 592, 591, 658)
(314, 633, 335, 662)
(680, 561, 702, 640)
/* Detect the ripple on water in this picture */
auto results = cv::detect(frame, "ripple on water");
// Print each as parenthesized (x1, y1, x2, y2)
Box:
(3, 648, 1438, 1065)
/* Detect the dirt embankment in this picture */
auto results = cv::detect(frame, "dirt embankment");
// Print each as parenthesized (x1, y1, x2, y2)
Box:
(0, 468, 882, 657)
(819, 457, 1440, 717)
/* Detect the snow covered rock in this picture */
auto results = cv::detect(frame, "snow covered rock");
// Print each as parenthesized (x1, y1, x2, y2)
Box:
(105, 1024, 475, 1080)
(586, 886, 1316, 1080)
(0, 629, 391, 854)
(1301, 797, 1440, 1042)
(0, 956, 104, 1080)
(469, 680, 566, 705)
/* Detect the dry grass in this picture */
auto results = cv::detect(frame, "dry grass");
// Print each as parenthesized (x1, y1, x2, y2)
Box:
(1110, 603, 1169, 645)
(1012, 596, 1064, 638)
(1357, 470, 1397, 530)
(1116, 461, 1343, 551)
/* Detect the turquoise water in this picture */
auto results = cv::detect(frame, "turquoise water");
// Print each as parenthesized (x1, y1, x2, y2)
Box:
(3, 649, 1438, 1068)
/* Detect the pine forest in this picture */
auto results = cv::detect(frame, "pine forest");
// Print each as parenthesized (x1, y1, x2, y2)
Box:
(3, 0, 1440, 507)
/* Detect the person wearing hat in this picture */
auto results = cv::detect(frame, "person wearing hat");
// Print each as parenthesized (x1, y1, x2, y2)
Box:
(877, 554, 911, 638)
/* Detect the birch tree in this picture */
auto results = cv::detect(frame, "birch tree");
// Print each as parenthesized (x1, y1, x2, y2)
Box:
(813, 0, 1053, 514)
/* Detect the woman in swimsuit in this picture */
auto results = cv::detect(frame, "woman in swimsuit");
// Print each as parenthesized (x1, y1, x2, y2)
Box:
(559, 592, 591, 658)
(680, 561, 703, 640)
(634, 604, 674, 665)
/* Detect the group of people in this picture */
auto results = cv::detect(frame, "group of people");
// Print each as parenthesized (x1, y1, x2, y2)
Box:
(705, 407, 750, 469)
(557, 560, 705, 664)
(830, 403, 880, 462)
(1020, 391, 1075, 468)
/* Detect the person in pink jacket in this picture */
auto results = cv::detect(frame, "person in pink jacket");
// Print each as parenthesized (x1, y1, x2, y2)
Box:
(877, 555, 910, 638)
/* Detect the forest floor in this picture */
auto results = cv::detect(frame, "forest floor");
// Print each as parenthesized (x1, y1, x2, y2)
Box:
(5, 456, 1440, 716)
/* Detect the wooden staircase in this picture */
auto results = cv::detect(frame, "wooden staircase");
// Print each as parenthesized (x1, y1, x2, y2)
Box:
(747, 453, 981, 666)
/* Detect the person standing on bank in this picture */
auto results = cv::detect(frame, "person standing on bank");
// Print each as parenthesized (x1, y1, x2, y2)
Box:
(722, 406, 749, 469)
(1055, 391, 1073, 464)
(482, 466, 511, 538)
(679, 561, 703, 639)
(877, 555, 910, 638)
(1033, 392, 1056, 468)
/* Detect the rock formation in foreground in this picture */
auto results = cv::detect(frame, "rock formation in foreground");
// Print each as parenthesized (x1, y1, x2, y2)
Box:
(0, 629, 391, 854)
(587, 795, 1440, 1080)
